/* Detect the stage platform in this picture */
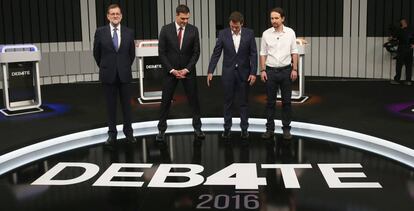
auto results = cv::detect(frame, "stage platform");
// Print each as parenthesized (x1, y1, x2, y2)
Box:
(0, 77, 413, 210)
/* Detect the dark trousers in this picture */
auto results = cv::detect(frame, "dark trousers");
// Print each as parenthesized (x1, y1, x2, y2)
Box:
(102, 75, 133, 138)
(395, 49, 413, 82)
(158, 76, 202, 131)
(222, 71, 250, 131)
(265, 66, 292, 131)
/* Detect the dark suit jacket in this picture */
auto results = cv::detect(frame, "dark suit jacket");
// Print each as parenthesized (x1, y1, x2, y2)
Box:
(208, 27, 258, 81)
(93, 25, 136, 84)
(158, 22, 200, 78)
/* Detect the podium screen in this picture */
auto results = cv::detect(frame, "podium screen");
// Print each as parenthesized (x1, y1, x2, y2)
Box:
(7, 62, 36, 102)
(143, 56, 164, 91)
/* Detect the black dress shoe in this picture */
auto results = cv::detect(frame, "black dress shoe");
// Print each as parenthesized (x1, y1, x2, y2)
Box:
(156, 131, 165, 142)
(126, 135, 137, 144)
(194, 129, 205, 139)
(105, 136, 116, 145)
(261, 130, 274, 139)
(282, 129, 292, 140)
(241, 130, 249, 139)
(221, 129, 231, 139)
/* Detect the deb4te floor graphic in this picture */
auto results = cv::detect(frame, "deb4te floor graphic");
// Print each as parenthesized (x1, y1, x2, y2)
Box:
(1, 132, 413, 211)
(32, 163, 381, 189)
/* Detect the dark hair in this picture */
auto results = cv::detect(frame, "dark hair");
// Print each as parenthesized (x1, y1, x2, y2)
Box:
(176, 4, 190, 15)
(229, 11, 244, 24)
(270, 7, 285, 18)
(399, 18, 407, 22)
(107, 4, 121, 14)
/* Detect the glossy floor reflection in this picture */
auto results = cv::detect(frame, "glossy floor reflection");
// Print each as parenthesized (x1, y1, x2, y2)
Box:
(1, 132, 413, 211)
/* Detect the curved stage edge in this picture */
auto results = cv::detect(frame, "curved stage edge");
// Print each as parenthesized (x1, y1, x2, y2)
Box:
(0, 117, 413, 175)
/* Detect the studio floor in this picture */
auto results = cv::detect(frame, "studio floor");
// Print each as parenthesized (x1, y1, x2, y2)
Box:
(0, 77, 413, 210)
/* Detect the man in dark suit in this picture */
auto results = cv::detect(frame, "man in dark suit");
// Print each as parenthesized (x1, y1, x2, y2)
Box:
(207, 11, 258, 139)
(93, 4, 136, 145)
(156, 4, 205, 142)
(390, 18, 414, 85)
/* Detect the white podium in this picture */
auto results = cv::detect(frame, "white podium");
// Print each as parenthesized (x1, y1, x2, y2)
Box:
(135, 40, 163, 104)
(277, 39, 308, 103)
(0, 44, 43, 116)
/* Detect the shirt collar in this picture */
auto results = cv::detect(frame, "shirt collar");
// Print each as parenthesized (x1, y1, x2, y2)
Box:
(110, 24, 121, 32)
(272, 25, 285, 33)
(175, 22, 185, 31)
(231, 28, 242, 36)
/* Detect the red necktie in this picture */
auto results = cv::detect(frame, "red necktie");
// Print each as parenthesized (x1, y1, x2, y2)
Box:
(178, 27, 183, 49)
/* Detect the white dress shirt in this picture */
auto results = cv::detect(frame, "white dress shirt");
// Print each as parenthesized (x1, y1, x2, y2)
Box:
(169, 22, 189, 74)
(232, 29, 241, 53)
(260, 25, 298, 67)
(175, 22, 185, 50)
(110, 24, 121, 48)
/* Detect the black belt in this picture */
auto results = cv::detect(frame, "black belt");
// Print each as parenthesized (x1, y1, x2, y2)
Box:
(266, 65, 291, 71)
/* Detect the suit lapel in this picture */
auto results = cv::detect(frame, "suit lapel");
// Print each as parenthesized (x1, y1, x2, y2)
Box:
(105, 25, 117, 52)
(119, 26, 127, 51)
(170, 23, 180, 51)
(181, 26, 188, 51)
(238, 28, 246, 53)
(227, 28, 237, 54)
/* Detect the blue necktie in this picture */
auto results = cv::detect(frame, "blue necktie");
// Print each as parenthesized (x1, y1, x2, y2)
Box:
(113, 28, 118, 51)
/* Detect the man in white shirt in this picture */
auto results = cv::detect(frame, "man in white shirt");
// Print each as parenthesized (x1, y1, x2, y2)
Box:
(260, 7, 298, 140)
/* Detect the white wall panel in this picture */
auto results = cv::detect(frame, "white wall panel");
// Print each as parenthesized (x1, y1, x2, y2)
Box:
(311, 37, 319, 76)
(342, 0, 351, 78)
(39, 53, 50, 77)
(334, 37, 343, 77)
(357, 0, 367, 79)
(65, 52, 81, 75)
(157, 0, 165, 32)
(349, 0, 359, 77)
(305, 39, 312, 76)
(365, 37, 375, 78)
(326, 37, 335, 77)
(382, 47, 392, 79)
(209, 0, 217, 75)
(319, 37, 327, 76)
(49, 53, 65, 76)
(200, 0, 210, 76)
(193, 0, 202, 76)
(374, 37, 384, 78)
(80, 51, 95, 74)
(187, 0, 194, 25)
(80, 0, 90, 51)
(342, 36, 351, 77)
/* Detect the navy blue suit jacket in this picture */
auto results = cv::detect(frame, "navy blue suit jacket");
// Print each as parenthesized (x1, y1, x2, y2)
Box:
(208, 27, 258, 81)
(93, 25, 136, 84)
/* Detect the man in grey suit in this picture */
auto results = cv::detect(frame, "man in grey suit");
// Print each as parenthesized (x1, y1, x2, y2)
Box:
(93, 4, 136, 145)
(156, 4, 205, 142)
(207, 11, 258, 139)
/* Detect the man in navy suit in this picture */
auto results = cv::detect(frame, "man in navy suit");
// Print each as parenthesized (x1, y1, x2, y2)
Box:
(93, 4, 136, 145)
(156, 4, 205, 142)
(207, 11, 258, 139)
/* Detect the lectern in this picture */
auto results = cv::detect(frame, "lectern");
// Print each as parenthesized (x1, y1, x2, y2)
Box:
(136, 40, 163, 104)
(0, 44, 42, 116)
